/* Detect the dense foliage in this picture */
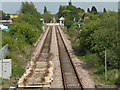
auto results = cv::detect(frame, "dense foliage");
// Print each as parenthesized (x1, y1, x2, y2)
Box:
(87, 8, 90, 12)
(42, 6, 53, 23)
(57, 2, 119, 85)
(75, 12, 119, 85)
(20, 2, 40, 17)
(44, 6, 47, 13)
(91, 6, 97, 14)
(9, 2, 42, 46)
(78, 12, 119, 69)
(42, 11, 53, 23)
(87, 6, 98, 14)
(103, 8, 107, 13)
(57, 4, 84, 28)
(2, 2, 42, 85)
(68, 0, 72, 5)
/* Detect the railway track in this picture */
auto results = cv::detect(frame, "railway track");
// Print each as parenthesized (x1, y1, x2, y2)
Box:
(18, 26, 54, 88)
(56, 26, 84, 89)
(18, 25, 84, 89)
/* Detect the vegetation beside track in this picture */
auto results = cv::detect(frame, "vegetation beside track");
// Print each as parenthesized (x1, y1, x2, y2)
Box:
(76, 12, 119, 85)
(1, 2, 44, 86)
(57, 1, 119, 85)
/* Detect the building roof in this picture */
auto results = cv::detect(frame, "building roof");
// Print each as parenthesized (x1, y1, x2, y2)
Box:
(59, 17, 65, 20)
(40, 18, 44, 21)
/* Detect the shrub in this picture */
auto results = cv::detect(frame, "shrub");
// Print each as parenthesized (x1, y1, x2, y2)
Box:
(100, 69, 118, 85)
(10, 21, 37, 45)
(2, 1, 43, 81)
(98, 64, 105, 74)
(42, 11, 53, 23)
(85, 52, 101, 67)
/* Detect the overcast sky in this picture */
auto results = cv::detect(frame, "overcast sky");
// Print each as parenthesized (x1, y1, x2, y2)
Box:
(0, 0, 119, 14)
(1, 0, 120, 2)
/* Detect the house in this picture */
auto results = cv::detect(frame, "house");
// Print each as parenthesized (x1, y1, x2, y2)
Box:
(0, 24, 9, 31)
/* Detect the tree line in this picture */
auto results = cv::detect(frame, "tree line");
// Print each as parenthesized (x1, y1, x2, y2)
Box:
(87, 6, 107, 14)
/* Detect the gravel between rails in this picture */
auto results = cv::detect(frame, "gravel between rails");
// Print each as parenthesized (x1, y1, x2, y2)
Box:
(58, 26, 95, 88)
(50, 26, 63, 88)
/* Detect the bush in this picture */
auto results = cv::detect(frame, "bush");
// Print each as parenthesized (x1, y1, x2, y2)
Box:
(17, 13, 42, 30)
(106, 49, 119, 69)
(98, 65, 105, 74)
(60, 5, 119, 84)
(57, 3, 84, 29)
(100, 69, 118, 85)
(78, 12, 119, 69)
(10, 21, 38, 45)
(2, 1, 43, 81)
(65, 18, 73, 29)
(42, 11, 53, 23)
(85, 52, 101, 67)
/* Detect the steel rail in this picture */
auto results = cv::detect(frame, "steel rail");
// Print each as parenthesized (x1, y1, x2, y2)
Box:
(56, 26, 67, 89)
(19, 26, 52, 88)
(48, 26, 52, 53)
(40, 26, 52, 53)
(56, 26, 84, 90)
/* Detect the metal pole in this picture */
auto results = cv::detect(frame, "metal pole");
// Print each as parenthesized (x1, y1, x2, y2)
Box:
(0, 54, 3, 86)
(0, 54, 1, 86)
(105, 50, 107, 85)
(1, 57, 3, 85)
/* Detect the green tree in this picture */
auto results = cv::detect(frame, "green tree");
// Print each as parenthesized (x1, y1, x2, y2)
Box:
(42, 11, 53, 23)
(64, 17, 73, 29)
(87, 8, 90, 12)
(58, 5, 64, 17)
(2, 1, 43, 81)
(78, 7, 85, 13)
(10, 21, 37, 45)
(103, 8, 107, 13)
(20, 1, 41, 18)
(0, 10, 6, 20)
(21, 2, 30, 14)
(57, 5, 81, 21)
(69, 0, 72, 5)
(17, 13, 42, 30)
(44, 6, 47, 13)
(78, 12, 119, 69)
(57, 3, 85, 29)
(91, 6, 97, 14)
